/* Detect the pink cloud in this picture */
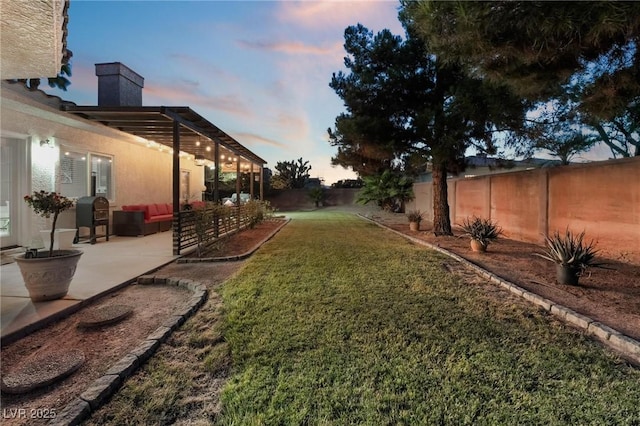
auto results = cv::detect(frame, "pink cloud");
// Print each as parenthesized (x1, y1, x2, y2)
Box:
(168, 52, 240, 84)
(49, 62, 99, 104)
(230, 132, 288, 149)
(276, 1, 403, 34)
(275, 112, 307, 133)
(231, 111, 315, 155)
(144, 82, 252, 118)
(237, 39, 341, 56)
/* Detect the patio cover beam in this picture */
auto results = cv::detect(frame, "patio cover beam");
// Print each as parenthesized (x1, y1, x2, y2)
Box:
(60, 105, 267, 167)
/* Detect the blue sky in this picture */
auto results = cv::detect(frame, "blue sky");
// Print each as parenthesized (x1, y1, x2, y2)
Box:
(44, 0, 405, 184)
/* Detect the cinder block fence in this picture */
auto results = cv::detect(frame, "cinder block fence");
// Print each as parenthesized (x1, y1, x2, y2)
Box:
(408, 156, 640, 263)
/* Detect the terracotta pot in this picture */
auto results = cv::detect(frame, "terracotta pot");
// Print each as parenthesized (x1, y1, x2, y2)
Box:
(15, 249, 83, 302)
(409, 221, 420, 231)
(470, 239, 487, 252)
(556, 264, 580, 286)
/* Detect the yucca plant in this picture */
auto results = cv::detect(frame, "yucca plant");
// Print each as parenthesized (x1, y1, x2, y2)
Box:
(460, 216, 502, 251)
(407, 209, 423, 231)
(534, 229, 603, 268)
(534, 229, 608, 285)
(406, 210, 423, 223)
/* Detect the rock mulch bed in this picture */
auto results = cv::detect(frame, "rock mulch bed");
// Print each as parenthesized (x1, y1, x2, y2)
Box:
(77, 305, 133, 329)
(1, 349, 86, 395)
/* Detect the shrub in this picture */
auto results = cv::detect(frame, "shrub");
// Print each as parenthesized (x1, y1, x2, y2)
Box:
(308, 187, 325, 207)
(356, 170, 414, 212)
(192, 205, 215, 257)
(534, 229, 605, 271)
(460, 216, 502, 248)
(406, 210, 423, 223)
(244, 200, 275, 229)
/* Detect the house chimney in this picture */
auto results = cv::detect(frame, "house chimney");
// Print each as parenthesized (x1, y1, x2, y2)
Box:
(95, 62, 144, 106)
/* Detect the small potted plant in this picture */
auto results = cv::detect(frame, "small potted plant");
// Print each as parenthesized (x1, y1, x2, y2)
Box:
(15, 191, 83, 301)
(534, 229, 608, 286)
(406, 210, 423, 231)
(460, 216, 502, 252)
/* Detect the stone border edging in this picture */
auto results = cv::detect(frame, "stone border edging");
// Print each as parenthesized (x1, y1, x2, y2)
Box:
(176, 218, 291, 263)
(358, 214, 640, 367)
(48, 276, 208, 426)
(1, 258, 178, 347)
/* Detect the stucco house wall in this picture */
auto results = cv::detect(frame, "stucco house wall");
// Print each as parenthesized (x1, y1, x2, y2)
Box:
(1, 82, 204, 247)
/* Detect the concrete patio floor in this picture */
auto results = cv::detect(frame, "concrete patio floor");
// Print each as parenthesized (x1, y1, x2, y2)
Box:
(1, 231, 178, 344)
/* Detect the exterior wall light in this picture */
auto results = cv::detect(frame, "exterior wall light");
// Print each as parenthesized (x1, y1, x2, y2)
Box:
(195, 154, 206, 166)
(40, 139, 54, 148)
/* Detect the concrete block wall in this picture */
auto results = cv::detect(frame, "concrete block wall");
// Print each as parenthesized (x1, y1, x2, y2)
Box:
(266, 188, 359, 211)
(409, 156, 640, 263)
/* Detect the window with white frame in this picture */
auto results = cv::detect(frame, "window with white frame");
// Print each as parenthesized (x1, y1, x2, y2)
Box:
(60, 148, 113, 200)
(91, 153, 112, 198)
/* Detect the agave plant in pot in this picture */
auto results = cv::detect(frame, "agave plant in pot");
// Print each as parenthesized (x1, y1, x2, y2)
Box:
(460, 216, 502, 252)
(15, 191, 83, 301)
(534, 229, 608, 286)
(406, 210, 423, 231)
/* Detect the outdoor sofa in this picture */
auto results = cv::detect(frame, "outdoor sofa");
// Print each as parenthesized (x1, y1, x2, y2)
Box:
(112, 203, 174, 236)
(112, 201, 208, 236)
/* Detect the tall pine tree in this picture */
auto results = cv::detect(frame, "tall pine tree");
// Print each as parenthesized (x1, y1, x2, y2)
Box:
(329, 23, 527, 235)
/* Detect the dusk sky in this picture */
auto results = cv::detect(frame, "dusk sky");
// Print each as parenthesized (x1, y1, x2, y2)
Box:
(44, 0, 405, 184)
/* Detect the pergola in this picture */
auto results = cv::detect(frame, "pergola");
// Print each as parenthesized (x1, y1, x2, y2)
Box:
(61, 105, 268, 254)
(61, 105, 268, 208)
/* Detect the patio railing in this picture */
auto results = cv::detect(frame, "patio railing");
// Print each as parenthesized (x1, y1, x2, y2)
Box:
(172, 205, 251, 255)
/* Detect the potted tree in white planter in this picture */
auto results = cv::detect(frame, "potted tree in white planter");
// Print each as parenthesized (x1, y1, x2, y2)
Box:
(14, 191, 83, 301)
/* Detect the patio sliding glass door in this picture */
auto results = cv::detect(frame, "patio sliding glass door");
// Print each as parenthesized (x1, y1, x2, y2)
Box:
(0, 137, 22, 248)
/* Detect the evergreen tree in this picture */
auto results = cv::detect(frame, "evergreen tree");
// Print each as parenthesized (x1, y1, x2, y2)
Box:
(329, 23, 527, 235)
(404, 1, 640, 157)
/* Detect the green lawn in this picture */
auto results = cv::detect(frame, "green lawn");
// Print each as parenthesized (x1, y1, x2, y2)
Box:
(219, 211, 640, 425)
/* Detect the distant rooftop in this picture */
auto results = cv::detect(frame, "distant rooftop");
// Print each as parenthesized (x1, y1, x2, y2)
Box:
(416, 155, 563, 182)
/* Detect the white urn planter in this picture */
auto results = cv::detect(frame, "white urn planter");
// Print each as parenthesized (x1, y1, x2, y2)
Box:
(14, 250, 83, 302)
(40, 229, 76, 250)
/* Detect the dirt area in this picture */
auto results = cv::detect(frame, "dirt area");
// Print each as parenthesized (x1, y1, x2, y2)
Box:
(1, 213, 638, 424)
(0, 220, 284, 425)
(366, 211, 640, 341)
(181, 219, 286, 259)
(0, 284, 193, 425)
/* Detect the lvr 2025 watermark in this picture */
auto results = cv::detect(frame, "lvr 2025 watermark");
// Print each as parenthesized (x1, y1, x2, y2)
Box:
(2, 408, 57, 419)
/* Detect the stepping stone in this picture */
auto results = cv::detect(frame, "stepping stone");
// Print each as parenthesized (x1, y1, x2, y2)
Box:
(1, 349, 85, 394)
(77, 304, 133, 328)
